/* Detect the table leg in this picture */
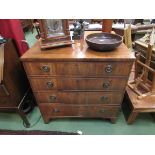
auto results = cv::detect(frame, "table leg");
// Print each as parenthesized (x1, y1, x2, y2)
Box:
(127, 111, 138, 124)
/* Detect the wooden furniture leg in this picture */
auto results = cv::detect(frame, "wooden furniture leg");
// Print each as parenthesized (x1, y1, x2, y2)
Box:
(134, 53, 140, 80)
(150, 113, 155, 122)
(142, 44, 153, 82)
(110, 118, 117, 124)
(127, 111, 138, 124)
(124, 24, 132, 48)
(17, 109, 30, 128)
(42, 115, 50, 124)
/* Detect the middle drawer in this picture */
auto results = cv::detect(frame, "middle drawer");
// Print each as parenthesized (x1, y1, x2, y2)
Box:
(30, 77, 127, 91)
(35, 91, 123, 105)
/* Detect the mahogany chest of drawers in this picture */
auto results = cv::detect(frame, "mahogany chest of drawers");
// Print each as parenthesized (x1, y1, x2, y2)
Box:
(21, 32, 135, 123)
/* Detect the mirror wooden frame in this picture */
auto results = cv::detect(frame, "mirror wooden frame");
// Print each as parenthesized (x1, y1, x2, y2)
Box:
(39, 19, 70, 39)
(38, 19, 72, 49)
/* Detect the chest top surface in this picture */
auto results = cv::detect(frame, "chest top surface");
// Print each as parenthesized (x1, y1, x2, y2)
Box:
(21, 31, 135, 62)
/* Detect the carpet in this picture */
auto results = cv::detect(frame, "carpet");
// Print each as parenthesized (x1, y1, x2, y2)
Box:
(0, 129, 79, 135)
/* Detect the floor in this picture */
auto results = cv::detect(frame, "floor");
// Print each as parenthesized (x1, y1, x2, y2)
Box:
(0, 107, 155, 135)
(0, 29, 155, 135)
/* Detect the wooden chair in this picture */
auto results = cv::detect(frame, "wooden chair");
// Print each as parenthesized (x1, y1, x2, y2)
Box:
(128, 29, 155, 99)
(122, 28, 155, 124)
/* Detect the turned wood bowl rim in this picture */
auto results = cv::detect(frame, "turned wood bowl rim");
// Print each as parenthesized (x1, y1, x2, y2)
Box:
(85, 32, 123, 45)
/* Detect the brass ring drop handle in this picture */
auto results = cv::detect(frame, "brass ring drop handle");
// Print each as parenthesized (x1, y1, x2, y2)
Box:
(41, 65, 50, 72)
(99, 109, 105, 113)
(105, 65, 112, 73)
(49, 95, 57, 102)
(53, 108, 60, 113)
(100, 96, 109, 103)
(103, 81, 111, 89)
(46, 81, 54, 88)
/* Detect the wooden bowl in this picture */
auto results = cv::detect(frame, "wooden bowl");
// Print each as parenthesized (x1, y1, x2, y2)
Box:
(85, 32, 123, 51)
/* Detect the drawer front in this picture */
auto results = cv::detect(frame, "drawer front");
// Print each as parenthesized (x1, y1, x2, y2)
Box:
(54, 62, 132, 76)
(24, 62, 132, 76)
(35, 91, 123, 105)
(24, 62, 55, 75)
(39, 103, 120, 118)
(30, 78, 58, 91)
(30, 77, 127, 91)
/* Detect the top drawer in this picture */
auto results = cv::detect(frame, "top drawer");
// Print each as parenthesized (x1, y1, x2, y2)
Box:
(24, 61, 132, 77)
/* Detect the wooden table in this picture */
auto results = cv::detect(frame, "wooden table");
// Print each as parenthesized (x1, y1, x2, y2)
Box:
(122, 38, 155, 124)
(122, 86, 155, 124)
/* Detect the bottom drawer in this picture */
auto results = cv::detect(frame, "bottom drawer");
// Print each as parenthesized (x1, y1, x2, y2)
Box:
(39, 103, 120, 120)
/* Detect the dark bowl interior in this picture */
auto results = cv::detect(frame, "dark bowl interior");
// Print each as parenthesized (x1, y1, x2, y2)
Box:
(85, 32, 123, 51)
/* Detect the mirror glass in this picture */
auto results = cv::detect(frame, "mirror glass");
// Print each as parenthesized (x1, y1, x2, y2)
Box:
(45, 19, 65, 37)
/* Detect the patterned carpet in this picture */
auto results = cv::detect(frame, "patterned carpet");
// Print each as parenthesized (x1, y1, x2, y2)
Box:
(0, 129, 79, 135)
